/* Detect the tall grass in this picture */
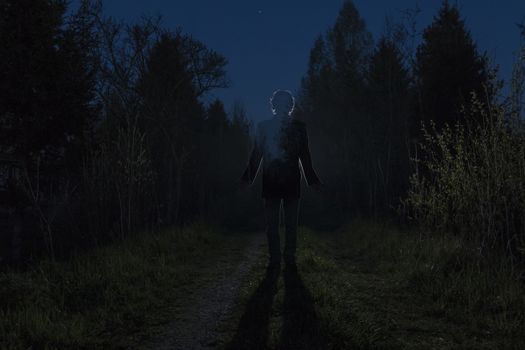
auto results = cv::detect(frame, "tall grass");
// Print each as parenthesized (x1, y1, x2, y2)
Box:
(406, 89, 525, 263)
(0, 224, 223, 349)
(298, 223, 525, 348)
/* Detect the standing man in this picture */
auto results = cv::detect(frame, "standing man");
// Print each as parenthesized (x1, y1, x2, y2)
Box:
(240, 90, 323, 268)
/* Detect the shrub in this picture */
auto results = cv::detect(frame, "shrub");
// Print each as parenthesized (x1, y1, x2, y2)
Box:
(406, 88, 525, 263)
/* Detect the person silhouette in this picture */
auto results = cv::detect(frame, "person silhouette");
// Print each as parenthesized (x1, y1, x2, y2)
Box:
(240, 89, 323, 267)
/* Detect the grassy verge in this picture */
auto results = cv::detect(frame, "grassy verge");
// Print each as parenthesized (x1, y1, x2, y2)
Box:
(0, 224, 251, 349)
(224, 222, 525, 349)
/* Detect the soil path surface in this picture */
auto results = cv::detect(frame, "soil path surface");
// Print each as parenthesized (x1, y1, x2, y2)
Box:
(148, 233, 266, 350)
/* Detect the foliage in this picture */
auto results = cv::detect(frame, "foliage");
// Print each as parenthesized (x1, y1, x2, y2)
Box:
(0, 0, 98, 163)
(407, 86, 525, 261)
(0, 225, 244, 349)
(226, 223, 525, 349)
(414, 0, 489, 132)
(0, 0, 255, 262)
(299, 0, 374, 221)
(365, 38, 412, 216)
(299, 0, 413, 220)
(0, 0, 101, 260)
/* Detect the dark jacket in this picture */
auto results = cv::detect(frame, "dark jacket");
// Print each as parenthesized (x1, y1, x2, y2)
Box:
(241, 116, 321, 199)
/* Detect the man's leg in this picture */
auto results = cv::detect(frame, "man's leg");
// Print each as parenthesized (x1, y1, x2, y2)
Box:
(264, 197, 282, 265)
(283, 197, 300, 264)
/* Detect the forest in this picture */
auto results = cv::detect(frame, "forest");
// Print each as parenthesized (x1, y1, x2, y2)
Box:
(1, 0, 525, 349)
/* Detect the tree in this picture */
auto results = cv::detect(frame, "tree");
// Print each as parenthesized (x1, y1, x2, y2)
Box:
(0, 0, 100, 258)
(89, 14, 160, 237)
(415, 0, 489, 132)
(138, 31, 228, 224)
(197, 100, 230, 215)
(0, 0, 98, 165)
(328, 0, 373, 88)
(206, 99, 230, 130)
(299, 0, 373, 221)
(366, 37, 411, 214)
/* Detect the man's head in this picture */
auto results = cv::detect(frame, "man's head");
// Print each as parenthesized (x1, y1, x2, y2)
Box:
(270, 89, 295, 116)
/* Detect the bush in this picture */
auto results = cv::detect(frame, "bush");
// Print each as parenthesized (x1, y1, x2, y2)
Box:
(406, 90, 525, 263)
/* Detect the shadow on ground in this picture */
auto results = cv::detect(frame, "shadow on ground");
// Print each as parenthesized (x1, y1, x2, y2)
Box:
(226, 265, 327, 350)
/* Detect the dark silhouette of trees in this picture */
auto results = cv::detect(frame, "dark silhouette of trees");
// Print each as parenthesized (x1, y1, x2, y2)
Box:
(0, 0, 255, 262)
(0, 0, 100, 259)
(299, 0, 495, 221)
(139, 32, 206, 225)
(300, 0, 413, 220)
(199, 100, 231, 214)
(0, 0, 98, 165)
(0, 0, 513, 262)
(196, 100, 255, 226)
(366, 37, 411, 216)
(414, 0, 489, 132)
(299, 0, 373, 223)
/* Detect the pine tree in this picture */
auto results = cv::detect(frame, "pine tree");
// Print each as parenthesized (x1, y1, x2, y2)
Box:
(0, 0, 97, 165)
(415, 0, 488, 131)
(206, 100, 230, 133)
(138, 32, 204, 224)
(299, 0, 373, 220)
(367, 37, 411, 213)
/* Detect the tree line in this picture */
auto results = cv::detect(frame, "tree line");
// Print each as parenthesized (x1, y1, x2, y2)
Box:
(0, 0, 257, 263)
(298, 0, 525, 262)
(298, 0, 500, 225)
(1, 0, 523, 264)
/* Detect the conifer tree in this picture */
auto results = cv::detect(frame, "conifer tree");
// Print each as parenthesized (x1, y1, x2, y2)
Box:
(415, 0, 488, 131)
(0, 0, 98, 165)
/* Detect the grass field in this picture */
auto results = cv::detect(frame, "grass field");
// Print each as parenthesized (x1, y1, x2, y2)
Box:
(225, 222, 525, 349)
(2, 221, 524, 349)
(0, 224, 251, 349)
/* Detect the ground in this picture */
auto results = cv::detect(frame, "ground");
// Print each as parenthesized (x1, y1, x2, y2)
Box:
(1, 223, 524, 349)
(147, 224, 524, 350)
(147, 234, 266, 349)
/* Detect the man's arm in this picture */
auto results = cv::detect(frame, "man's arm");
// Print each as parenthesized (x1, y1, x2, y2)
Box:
(240, 125, 263, 185)
(298, 123, 322, 186)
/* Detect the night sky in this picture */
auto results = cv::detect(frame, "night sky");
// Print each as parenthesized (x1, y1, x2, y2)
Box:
(72, 0, 525, 123)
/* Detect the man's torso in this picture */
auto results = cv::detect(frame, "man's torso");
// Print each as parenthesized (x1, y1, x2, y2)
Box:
(256, 116, 305, 198)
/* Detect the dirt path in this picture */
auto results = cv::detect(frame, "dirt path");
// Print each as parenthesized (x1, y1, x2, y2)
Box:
(141, 227, 523, 349)
(148, 233, 266, 350)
